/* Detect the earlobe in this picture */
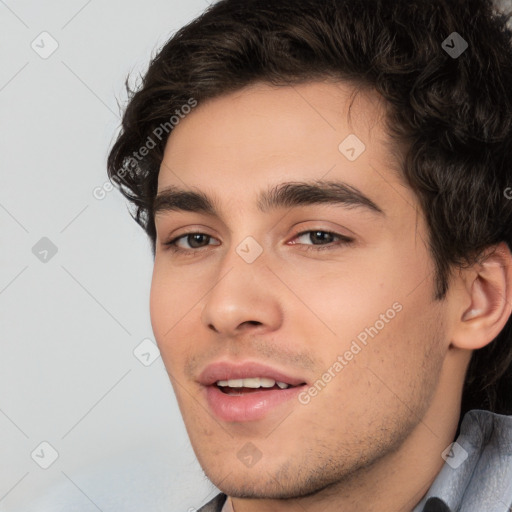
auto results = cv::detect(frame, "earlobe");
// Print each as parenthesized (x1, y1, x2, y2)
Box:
(452, 242, 512, 350)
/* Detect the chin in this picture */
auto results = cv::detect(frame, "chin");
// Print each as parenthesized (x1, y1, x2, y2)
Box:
(202, 456, 351, 501)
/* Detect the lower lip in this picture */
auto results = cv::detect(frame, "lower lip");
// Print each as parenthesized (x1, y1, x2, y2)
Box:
(204, 385, 306, 422)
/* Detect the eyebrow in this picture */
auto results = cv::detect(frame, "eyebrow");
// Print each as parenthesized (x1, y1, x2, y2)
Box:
(153, 180, 384, 219)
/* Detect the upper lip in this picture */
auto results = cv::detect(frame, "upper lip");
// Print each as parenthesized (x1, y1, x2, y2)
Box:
(198, 360, 308, 387)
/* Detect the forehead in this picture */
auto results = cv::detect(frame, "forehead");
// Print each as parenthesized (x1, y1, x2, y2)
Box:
(157, 81, 410, 213)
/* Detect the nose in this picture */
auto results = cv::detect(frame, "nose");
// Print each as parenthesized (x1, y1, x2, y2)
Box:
(200, 247, 283, 336)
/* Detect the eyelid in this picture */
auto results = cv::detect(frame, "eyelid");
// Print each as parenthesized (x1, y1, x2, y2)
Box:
(287, 225, 354, 243)
(160, 224, 216, 243)
(163, 231, 219, 249)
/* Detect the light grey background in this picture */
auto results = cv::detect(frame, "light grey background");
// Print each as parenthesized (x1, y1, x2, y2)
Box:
(2, 1, 512, 512)
(0, 1, 219, 511)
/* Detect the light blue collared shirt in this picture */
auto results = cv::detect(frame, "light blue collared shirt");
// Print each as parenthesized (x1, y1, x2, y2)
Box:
(413, 410, 512, 512)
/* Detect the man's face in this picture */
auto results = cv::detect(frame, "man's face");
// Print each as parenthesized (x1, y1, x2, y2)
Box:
(150, 81, 451, 499)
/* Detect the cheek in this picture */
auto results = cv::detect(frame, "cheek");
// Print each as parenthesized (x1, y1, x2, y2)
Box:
(304, 303, 445, 440)
(298, 243, 440, 384)
(289, 258, 402, 345)
(149, 266, 170, 341)
(149, 264, 197, 367)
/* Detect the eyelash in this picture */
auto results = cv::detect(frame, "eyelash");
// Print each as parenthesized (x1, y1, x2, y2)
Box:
(163, 230, 354, 256)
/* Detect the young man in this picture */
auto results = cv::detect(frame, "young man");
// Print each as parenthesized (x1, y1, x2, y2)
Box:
(107, 0, 512, 510)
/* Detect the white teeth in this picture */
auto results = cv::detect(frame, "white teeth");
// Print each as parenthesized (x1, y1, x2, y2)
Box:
(242, 377, 273, 388)
(257, 378, 276, 388)
(216, 377, 290, 388)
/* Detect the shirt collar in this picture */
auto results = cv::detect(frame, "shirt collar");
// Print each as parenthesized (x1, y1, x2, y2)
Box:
(423, 497, 451, 511)
(413, 410, 512, 512)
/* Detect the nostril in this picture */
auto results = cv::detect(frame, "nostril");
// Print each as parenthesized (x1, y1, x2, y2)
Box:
(236, 320, 263, 332)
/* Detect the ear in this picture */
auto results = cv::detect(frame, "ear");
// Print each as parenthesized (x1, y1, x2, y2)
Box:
(450, 242, 512, 350)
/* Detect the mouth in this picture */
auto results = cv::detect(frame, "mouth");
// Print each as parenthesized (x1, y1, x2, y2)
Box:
(216, 376, 301, 395)
(199, 361, 308, 422)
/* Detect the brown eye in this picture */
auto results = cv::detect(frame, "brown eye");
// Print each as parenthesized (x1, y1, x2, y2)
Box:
(164, 232, 220, 254)
(183, 234, 211, 248)
(290, 230, 354, 251)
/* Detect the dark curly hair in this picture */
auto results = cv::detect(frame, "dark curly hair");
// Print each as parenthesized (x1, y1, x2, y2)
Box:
(107, 0, 512, 419)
